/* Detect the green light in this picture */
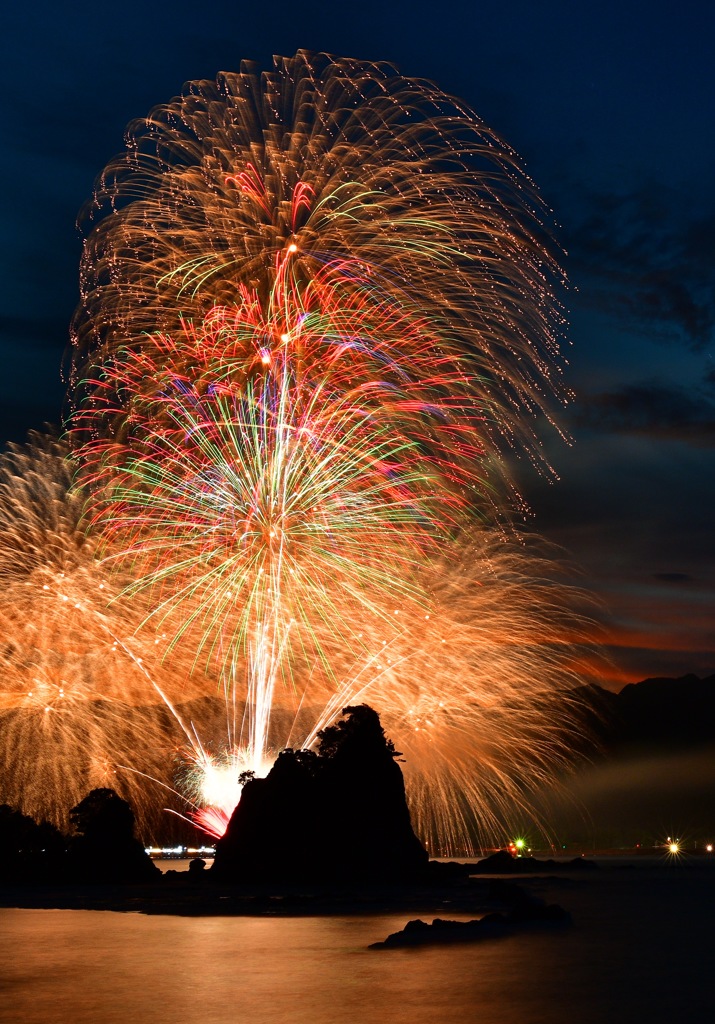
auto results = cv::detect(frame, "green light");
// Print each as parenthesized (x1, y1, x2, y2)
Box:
(514, 838, 525, 850)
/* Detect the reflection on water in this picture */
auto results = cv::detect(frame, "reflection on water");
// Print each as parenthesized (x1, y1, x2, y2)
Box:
(1, 866, 713, 1024)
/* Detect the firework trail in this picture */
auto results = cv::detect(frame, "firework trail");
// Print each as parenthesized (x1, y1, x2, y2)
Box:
(62, 52, 595, 849)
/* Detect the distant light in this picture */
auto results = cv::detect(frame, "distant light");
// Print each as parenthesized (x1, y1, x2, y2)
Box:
(288, 243, 298, 253)
(514, 838, 526, 850)
(668, 842, 680, 855)
(706, 844, 713, 853)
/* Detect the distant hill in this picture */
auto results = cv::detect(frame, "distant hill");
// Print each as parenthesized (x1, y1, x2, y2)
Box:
(539, 674, 715, 845)
(573, 673, 715, 754)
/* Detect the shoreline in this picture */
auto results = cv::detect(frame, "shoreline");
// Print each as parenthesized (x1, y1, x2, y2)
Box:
(0, 873, 496, 917)
(3, 854, 711, 917)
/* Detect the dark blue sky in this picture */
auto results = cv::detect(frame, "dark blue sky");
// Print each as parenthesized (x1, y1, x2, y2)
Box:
(3, 0, 714, 685)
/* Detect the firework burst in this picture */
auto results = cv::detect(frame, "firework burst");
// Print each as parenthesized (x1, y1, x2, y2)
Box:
(0, 433, 208, 833)
(60, 53, 596, 850)
(72, 50, 568, 495)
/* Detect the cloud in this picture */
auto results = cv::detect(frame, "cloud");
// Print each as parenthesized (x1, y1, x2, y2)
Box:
(573, 381, 715, 446)
(569, 185, 715, 351)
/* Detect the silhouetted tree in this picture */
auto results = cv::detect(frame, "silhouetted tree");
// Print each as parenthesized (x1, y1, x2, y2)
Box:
(317, 704, 400, 760)
(68, 788, 159, 883)
(0, 804, 67, 882)
(70, 788, 135, 842)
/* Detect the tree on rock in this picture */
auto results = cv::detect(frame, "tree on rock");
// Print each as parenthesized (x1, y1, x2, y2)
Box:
(316, 704, 399, 760)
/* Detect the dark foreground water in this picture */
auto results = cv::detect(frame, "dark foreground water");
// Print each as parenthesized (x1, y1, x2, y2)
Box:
(1, 862, 713, 1024)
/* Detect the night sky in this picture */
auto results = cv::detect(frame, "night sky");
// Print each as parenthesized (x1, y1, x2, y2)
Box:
(4, 0, 713, 688)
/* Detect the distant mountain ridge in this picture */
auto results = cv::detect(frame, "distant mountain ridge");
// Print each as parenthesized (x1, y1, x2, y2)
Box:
(574, 672, 715, 753)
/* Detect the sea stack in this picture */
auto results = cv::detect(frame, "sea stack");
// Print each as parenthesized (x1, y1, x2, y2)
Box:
(212, 705, 428, 884)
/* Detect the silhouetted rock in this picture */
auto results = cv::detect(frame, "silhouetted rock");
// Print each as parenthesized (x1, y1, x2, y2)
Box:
(369, 900, 571, 948)
(0, 804, 68, 883)
(212, 705, 428, 884)
(424, 859, 472, 884)
(370, 915, 508, 948)
(5, 674, 712, 842)
(188, 857, 207, 879)
(369, 877, 573, 948)
(68, 788, 160, 883)
(473, 850, 597, 873)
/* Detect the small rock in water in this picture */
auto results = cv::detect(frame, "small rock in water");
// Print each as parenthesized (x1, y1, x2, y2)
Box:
(369, 902, 571, 948)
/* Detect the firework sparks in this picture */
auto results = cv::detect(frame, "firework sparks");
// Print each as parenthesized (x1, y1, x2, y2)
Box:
(265, 529, 600, 854)
(16, 52, 602, 851)
(0, 433, 208, 833)
(72, 51, 569, 493)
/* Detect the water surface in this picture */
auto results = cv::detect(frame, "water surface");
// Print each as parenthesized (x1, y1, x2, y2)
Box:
(1, 865, 712, 1023)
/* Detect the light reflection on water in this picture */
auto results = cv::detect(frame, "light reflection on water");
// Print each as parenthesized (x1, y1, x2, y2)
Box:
(1, 867, 713, 1024)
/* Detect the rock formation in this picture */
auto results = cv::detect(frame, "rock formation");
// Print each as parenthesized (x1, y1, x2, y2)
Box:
(212, 704, 428, 883)
(68, 787, 160, 883)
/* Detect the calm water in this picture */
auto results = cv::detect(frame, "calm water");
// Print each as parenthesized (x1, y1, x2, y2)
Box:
(1, 864, 713, 1024)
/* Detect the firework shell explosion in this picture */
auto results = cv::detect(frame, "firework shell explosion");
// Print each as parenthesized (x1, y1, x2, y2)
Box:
(0, 434, 211, 834)
(71, 50, 568, 492)
(13, 50, 599, 851)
